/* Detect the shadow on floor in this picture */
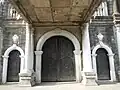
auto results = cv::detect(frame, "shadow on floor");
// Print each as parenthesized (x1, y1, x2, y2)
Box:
(97, 80, 117, 85)
(36, 81, 77, 86)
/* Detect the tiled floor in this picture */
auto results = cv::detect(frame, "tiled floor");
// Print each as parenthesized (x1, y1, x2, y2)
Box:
(0, 82, 120, 90)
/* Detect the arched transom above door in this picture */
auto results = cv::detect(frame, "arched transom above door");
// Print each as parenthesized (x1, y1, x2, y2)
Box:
(10, 0, 102, 25)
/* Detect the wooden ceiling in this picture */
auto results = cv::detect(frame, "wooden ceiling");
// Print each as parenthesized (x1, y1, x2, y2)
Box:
(10, 0, 102, 25)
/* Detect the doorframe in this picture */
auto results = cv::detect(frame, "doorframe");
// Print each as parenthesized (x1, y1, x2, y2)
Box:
(2, 44, 25, 83)
(35, 28, 82, 84)
(92, 42, 116, 81)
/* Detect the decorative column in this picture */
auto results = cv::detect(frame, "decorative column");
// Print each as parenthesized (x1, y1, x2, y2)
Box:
(19, 23, 35, 86)
(19, 55, 25, 72)
(2, 56, 9, 83)
(25, 23, 31, 71)
(30, 28, 34, 71)
(113, 0, 120, 81)
(108, 54, 116, 81)
(91, 54, 97, 75)
(35, 51, 43, 84)
(114, 23, 120, 80)
(30, 27, 35, 85)
(73, 49, 82, 82)
(82, 23, 97, 85)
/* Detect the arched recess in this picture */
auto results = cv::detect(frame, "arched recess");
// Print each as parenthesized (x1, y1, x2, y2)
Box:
(35, 28, 82, 84)
(92, 43, 116, 81)
(2, 44, 25, 83)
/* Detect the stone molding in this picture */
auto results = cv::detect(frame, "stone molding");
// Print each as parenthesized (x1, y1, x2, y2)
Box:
(35, 51, 43, 55)
(73, 49, 82, 55)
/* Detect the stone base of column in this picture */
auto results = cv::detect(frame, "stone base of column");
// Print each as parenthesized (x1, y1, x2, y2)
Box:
(35, 81, 41, 85)
(118, 70, 120, 81)
(19, 70, 35, 87)
(82, 72, 98, 86)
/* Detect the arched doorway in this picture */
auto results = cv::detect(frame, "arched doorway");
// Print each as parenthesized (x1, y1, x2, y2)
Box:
(2, 44, 25, 83)
(96, 48, 110, 80)
(41, 36, 75, 82)
(7, 50, 21, 82)
(35, 29, 81, 83)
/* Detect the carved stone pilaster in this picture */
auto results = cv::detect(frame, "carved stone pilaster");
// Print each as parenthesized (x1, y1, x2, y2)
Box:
(82, 23, 97, 86)
(113, 0, 120, 80)
(35, 51, 43, 84)
(19, 23, 35, 86)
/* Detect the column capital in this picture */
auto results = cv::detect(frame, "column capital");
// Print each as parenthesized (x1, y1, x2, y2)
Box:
(31, 29, 34, 35)
(73, 49, 82, 55)
(2, 56, 9, 59)
(35, 51, 43, 55)
(92, 54, 97, 57)
(82, 23, 89, 28)
(19, 55, 25, 58)
(26, 23, 34, 35)
(26, 23, 32, 27)
(26, 23, 33, 33)
(107, 54, 114, 57)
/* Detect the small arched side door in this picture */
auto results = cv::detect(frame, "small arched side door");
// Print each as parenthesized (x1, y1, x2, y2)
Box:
(7, 50, 21, 82)
(96, 48, 111, 80)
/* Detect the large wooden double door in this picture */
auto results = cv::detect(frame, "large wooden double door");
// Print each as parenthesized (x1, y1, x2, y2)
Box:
(7, 50, 20, 82)
(41, 36, 75, 82)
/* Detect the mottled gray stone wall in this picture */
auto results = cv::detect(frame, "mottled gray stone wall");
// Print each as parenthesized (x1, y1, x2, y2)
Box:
(0, 25, 26, 83)
(0, 0, 26, 83)
(34, 26, 82, 49)
(0, 27, 3, 83)
(89, 16, 119, 81)
(2, 27, 26, 53)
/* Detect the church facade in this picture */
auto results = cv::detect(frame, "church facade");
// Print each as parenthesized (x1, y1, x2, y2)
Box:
(0, 0, 120, 86)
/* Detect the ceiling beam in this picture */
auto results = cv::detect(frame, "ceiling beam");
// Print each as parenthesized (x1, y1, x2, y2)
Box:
(32, 21, 82, 27)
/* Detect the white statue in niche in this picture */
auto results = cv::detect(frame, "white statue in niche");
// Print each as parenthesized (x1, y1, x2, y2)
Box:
(12, 34, 19, 44)
(97, 33, 104, 46)
(97, 33, 103, 41)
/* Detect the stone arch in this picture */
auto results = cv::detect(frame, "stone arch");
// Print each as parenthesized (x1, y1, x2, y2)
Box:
(36, 28, 80, 51)
(35, 28, 82, 83)
(2, 44, 25, 83)
(92, 42, 116, 81)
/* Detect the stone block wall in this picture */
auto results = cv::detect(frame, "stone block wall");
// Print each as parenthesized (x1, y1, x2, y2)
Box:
(2, 27, 26, 53)
(0, 22, 26, 83)
(0, 26, 3, 83)
(89, 16, 119, 81)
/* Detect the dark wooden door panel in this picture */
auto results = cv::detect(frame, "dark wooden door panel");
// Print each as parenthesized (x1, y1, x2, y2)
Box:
(58, 37, 75, 81)
(96, 48, 110, 80)
(41, 36, 75, 82)
(42, 37, 58, 81)
(7, 50, 20, 82)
